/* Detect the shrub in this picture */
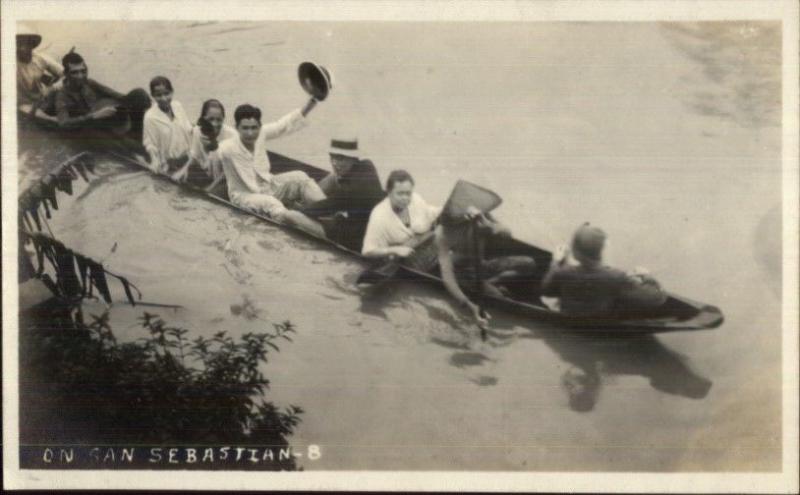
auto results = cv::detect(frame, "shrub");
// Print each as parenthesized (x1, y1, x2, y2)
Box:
(19, 305, 302, 470)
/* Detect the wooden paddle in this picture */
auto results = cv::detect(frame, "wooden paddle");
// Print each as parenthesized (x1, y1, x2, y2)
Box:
(356, 230, 435, 287)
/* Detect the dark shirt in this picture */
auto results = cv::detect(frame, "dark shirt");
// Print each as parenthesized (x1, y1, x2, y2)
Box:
(304, 159, 384, 218)
(52, 79, 124, 126)
(542, 264, 633, 317)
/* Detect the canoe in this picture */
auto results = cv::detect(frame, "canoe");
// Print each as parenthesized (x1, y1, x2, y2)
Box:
(21, 111, 723, 333)
(96, 148, 723, 334)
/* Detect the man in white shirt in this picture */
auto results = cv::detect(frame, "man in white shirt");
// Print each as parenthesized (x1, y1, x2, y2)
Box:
(217, 100, 327, 237)
(362, 169, 441, 259)
(16, 24, 62, 111)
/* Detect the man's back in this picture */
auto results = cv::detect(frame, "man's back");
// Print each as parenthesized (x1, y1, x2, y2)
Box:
(543, 264, 631, 317)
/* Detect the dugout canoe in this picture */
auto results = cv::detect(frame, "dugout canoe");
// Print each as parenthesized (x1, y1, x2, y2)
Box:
(101, 148, 723, 334)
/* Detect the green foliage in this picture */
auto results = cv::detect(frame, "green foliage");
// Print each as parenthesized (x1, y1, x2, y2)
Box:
(20, 307, 303, 470)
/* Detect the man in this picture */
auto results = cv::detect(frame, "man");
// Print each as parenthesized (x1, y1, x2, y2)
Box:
(44, 50, 150, 140)
(361, 170, 441, 260)
(435, 205, 537, 330)
(217, 101, 327, 237)
(16, 24, 62, 113)
(301, 138, 384, 250)
(541, 223, 667, 317)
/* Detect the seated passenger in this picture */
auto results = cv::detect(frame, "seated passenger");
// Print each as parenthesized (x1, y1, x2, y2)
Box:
(301, 138, 385, 249)
(436, 204, 537, 330)
(361, 170, 441, 260)
(217, 102, 327, 237)
(43, 50, 150, 140)
(142, 76, 192, 175)
(171, 98, 237, 188)
(16, 24, 62, 115)
(541, 223, 666, 317)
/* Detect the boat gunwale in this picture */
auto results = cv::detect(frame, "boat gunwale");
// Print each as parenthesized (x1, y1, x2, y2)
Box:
(96, 148, 723, 334)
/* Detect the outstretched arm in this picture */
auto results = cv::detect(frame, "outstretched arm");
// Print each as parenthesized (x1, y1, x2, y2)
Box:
(436, 225, 489, 329)
(259, 98, 318, 141)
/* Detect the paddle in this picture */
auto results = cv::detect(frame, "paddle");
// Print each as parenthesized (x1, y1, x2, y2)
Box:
(356, 230, 435, 287)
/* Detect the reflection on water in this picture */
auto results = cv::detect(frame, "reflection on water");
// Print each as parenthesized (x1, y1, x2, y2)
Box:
(535, 332, 712, 412)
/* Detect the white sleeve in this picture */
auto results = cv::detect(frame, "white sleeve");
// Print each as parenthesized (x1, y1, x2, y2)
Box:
(188, 128, 206, 167)
(361, 211, 387, 255)
(142, 116, 164, 173)
(259, 108, 307, 142)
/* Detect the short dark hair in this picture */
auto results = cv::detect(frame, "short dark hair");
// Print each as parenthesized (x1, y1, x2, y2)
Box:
(234, 104, 262, 126)
(386, 169, 414, 192)
(61, 51, 85, 71)
(200, 99, 225, 119)
(149, 76, 173, 95)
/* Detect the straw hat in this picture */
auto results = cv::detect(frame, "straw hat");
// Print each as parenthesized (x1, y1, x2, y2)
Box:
(298, 62, 333, 101)
(329, 137, 359, 159)
(17, 23, 42, 48)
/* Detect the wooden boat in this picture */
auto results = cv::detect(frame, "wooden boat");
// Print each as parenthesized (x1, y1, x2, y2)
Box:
(98, 148, 723, 334)
(21, 109, 723, 334)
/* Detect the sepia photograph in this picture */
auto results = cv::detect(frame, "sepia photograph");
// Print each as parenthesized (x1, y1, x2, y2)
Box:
(3, 0, 798, 492)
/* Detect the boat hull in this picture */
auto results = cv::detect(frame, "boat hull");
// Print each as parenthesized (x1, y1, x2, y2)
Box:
(22, 118, 724, 333)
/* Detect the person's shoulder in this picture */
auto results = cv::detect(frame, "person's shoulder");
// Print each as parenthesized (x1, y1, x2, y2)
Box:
(368, 197, 390, 217)
(217, 137, 239, 155)
(221, 124, 238, 139)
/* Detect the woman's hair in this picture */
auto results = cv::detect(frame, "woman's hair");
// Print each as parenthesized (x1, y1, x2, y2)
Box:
(149, 76, 173, 95)
(200, 99, 225, 118)
(385, 169, 414, 192)
(233, 104, 262, 126)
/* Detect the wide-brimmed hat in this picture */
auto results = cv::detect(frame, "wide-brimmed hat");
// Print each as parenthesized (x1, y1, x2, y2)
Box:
(571, 223, 606, 262)
(298, 61, 333, 101)
(17, 23, 42, 48)
(329, 137, 359, 159)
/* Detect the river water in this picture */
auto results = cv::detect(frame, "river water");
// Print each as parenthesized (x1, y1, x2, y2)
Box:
(19, 21, 782, 471)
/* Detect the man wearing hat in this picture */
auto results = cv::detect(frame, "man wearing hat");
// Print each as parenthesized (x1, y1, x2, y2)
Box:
(16, 23, 62, 111)
(302, 138, 385, 248)
(541, 223, 635, 317)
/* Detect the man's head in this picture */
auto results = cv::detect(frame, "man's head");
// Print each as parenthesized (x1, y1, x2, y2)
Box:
(329, 137, 360, 177)
(571, 223, 606, 266)
(62, 51, 88, 88)
(233, 104, 262, 146)
(385, 169, 415, 211)
(16, 24, 41, 63)
(149, 76, 174, 112)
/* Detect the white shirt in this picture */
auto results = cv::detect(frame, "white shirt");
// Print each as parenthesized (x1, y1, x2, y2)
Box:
(189, 123, 237, 178)
(217, 109, 307, 202)
(362, 193, 441, 254)
(143, 100, 193, 174)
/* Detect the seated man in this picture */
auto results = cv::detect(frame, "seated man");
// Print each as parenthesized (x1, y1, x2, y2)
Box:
(361, 169, 441, 260)
(42, 49, 151, 142)
(301, 137, 384, 250)
(436, 205, 537, 330)
(541, 223, 666, 318)
(217, 102, 327, 237)
(16, 24, 62, 115)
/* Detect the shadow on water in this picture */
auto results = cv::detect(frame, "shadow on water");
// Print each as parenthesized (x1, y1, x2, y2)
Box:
(520, 329, 713, 412)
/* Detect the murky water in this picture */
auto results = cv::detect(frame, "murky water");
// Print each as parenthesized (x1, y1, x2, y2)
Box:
(19, 21, 782, 471)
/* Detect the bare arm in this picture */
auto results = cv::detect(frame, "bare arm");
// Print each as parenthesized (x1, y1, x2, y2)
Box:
(541, 245, 568, 296)
(436, 225, 490, 329)
(436, 225, 474, 308)
(87, 79, 125, 100)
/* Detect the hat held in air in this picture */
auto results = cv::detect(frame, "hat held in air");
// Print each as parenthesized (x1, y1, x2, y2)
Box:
(298, 61, 333, 101)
